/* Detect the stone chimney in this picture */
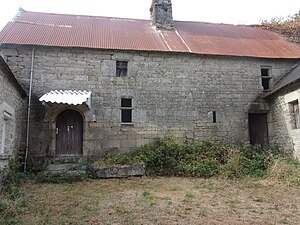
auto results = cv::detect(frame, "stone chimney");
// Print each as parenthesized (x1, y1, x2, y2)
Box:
(150, 0, 174, 29)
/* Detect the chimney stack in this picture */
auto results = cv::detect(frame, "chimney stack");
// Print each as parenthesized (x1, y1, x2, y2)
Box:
(150, 0, 174, 30)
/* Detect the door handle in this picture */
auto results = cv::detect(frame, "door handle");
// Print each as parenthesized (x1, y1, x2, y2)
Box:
(56, 128, 59, 134)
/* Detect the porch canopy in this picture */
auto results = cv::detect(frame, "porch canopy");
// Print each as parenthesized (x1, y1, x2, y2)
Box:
(39, 90, 92, 109)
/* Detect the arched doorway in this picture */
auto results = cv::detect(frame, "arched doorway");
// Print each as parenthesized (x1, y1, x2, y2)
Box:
(56, 109, 83, 156)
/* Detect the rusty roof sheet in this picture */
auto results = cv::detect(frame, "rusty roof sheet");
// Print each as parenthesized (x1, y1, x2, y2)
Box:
(1, 11, 300, 58)
(39, 90, 91, 108)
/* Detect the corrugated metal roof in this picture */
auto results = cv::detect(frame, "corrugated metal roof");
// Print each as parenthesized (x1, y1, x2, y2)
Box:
(39, 90, 91, 108)
(1, 11, 300, 58)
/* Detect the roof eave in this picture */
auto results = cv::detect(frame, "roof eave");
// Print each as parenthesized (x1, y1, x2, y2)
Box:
(1, 42, 300, 60)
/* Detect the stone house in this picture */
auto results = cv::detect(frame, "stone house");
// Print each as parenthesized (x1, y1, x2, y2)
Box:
(264, 64, 300, 158)
(0, 0, 300, 167)
(0, 56, 27, 168)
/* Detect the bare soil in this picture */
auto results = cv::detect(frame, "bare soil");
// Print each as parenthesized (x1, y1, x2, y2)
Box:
(17, 177, 300, 225)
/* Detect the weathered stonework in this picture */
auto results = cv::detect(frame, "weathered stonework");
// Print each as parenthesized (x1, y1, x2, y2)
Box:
(150, 0, 174, 29)
(92, 163, 145, 178)
(0, 58, 26, 169)
(1, 44, 299, 167)
(268, 84, 300, 159)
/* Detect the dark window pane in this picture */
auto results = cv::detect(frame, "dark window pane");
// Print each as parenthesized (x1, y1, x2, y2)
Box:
(122, 109, 132, 123)
(261, 68, 269, 76)
(121, 98, 132, 107)
(212, 111, 217, 123)
(116, 61, 128, 77)
(262, 77, 270, 90)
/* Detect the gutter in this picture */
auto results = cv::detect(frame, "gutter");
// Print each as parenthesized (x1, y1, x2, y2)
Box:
(24, 47, 35, 172)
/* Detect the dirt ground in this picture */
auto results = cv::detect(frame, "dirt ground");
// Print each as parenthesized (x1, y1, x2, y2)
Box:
(16, 177, 300, 225)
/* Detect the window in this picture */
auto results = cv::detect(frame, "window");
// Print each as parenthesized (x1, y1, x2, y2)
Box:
(1, 111, 12, 154)
(261, 68, 272, 91)
(116, 61, 128, 77)
(290, 100, 300, 129)
(121, 98, 132, 123)
(212, 111, 217, 123)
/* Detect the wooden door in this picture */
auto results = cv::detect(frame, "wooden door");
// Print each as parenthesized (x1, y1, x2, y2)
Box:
(248, 113, 269, 146)
(56, 110, 83, 156)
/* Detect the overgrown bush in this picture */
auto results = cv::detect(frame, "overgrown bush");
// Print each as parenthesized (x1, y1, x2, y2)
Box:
(0, 157, 29, 225)
(268, 157, 300, 186)
(102, 137, 279, 178)
(0, 169, 26, 225)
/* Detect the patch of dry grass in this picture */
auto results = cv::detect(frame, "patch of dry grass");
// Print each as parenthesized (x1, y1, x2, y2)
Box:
(8, 177, 300, 225)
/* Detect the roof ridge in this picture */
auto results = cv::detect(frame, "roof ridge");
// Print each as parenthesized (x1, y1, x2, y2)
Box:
(16, 20, 73, 28)
(18, 10, 150, 22)
(17, 10, 257, 27)
(12, 7, 26, 22)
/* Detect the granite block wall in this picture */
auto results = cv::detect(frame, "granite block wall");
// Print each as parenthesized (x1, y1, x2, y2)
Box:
(269, 85, 300, 159)
(0, 60, 26, 169)
(1, 45, 298, 163)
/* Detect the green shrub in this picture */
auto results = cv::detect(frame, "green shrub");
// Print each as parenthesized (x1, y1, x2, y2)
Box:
(102, 137, 279, 178)
(220, 146, 242, 178)
(268, 157, 300, 186)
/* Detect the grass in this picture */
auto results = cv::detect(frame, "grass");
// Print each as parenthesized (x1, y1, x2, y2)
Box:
(1, 177, 300, 225)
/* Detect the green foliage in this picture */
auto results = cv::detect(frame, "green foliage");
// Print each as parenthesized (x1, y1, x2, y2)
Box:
(259, 11, 300, 43)
(103, 137, 279, 178)
(0, 160, 29, 225)
(268, 157, 300, 186)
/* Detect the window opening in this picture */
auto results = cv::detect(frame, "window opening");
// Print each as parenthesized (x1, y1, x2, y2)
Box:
(261, 68, 272, 91)
(1, 111, 12, 154)
(290, 100, 300, 129)
(212, 111, 217, 123)
(121, 98, 132, 107)
(121, 98, 132, 123)
(116, 61, 128, 77)
(0, 120, 7, 154)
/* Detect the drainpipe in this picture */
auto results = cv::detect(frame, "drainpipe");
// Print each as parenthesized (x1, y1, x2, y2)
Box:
(24, 47, 35, 172)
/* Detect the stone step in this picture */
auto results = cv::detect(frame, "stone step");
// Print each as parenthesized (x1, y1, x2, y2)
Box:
(92, 163, 145, 178)
(45, 163, 86, 174)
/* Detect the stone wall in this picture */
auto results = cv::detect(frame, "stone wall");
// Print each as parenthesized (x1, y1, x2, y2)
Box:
(150, 0, 174, 29)
(0, 60, 26, 169)
(1, 45, 298, 165)
(269, 84, 300, 159)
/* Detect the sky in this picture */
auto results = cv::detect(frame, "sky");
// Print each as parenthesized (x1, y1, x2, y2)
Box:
(0, 0, 299, 29)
